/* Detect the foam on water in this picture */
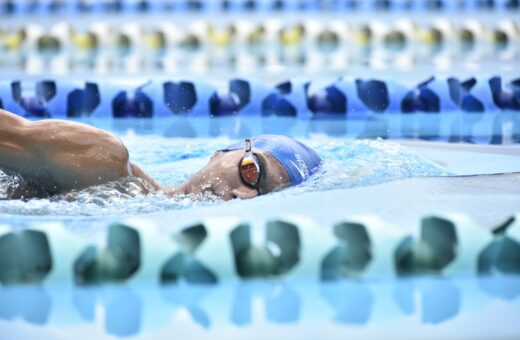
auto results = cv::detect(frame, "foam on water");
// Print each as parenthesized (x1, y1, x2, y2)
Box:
(0, 136, 450, 217)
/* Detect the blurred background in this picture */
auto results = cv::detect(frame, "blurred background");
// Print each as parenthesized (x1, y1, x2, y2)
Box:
(0, 0, 518, 80)
(1, 2, 520, 339)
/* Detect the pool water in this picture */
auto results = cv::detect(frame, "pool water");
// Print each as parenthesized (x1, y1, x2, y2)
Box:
(0, 129, 450, 216)
(1, 116, 519, 339)
(1, 276, 520, 339)
(1, 109, 518, 218)
(1, 3, 520, 338)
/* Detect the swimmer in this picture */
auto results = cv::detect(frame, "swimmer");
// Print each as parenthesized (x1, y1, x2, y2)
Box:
(0, 109, 321, 200)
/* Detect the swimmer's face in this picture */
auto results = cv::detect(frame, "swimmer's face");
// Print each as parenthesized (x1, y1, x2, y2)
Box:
(179, 149, 290, 200)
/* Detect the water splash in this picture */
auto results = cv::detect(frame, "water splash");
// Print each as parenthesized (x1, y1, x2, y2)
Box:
(290, 138, 451, 194)
(0, 137, 449, 217)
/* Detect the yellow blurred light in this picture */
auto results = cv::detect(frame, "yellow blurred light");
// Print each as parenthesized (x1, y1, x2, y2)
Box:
(72, 32, 97, 49)
(280, 25, 304, 45)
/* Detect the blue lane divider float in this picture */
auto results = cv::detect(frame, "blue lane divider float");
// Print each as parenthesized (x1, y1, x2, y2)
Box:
(1, 0, 519, 16)
(0, 76, 518, 119)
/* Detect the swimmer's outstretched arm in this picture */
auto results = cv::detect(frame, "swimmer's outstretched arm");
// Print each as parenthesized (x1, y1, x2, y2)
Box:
(0, 109, 170, 194)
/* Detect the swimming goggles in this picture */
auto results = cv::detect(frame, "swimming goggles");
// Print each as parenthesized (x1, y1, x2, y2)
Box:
(239, 138, 262, 191)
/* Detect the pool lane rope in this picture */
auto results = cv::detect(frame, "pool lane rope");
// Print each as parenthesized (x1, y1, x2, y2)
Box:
(0, 214, 519, 285)
(0, 76, 519, 119)
(1, 0, 519, 15)
(2, 18, 518, 54)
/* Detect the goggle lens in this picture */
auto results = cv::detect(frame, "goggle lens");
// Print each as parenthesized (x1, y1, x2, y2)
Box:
(240, 156, 260, 187)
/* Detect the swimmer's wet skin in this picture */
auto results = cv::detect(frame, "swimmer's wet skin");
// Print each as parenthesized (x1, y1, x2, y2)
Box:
(0, 109, 321, 200)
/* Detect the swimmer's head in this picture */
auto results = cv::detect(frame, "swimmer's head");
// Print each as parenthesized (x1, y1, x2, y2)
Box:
(177, 135, 322, 200)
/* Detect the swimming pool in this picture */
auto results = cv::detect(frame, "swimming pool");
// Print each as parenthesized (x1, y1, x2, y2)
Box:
(1, 1, 520, 339)
(1, 117, 519, 338)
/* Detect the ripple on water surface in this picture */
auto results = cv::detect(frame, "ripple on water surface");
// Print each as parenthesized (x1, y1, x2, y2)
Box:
(0, 137, 450, 217)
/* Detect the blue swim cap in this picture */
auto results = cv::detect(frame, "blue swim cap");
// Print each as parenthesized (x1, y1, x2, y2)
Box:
(220, 135, 322, 186)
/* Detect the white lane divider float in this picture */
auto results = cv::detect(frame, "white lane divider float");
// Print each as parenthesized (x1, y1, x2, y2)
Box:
(0, 212, 519, 286)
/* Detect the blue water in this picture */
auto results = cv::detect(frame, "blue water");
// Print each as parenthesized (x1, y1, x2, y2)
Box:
(1, 276, 519, 339)
(0, 121, 518, 339)
(0, 134, 449, 217)
(1, 5, 520, 340)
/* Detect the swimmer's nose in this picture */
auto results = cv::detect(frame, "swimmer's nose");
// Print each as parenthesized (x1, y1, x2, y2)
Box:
(230, 187, 258, 200)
